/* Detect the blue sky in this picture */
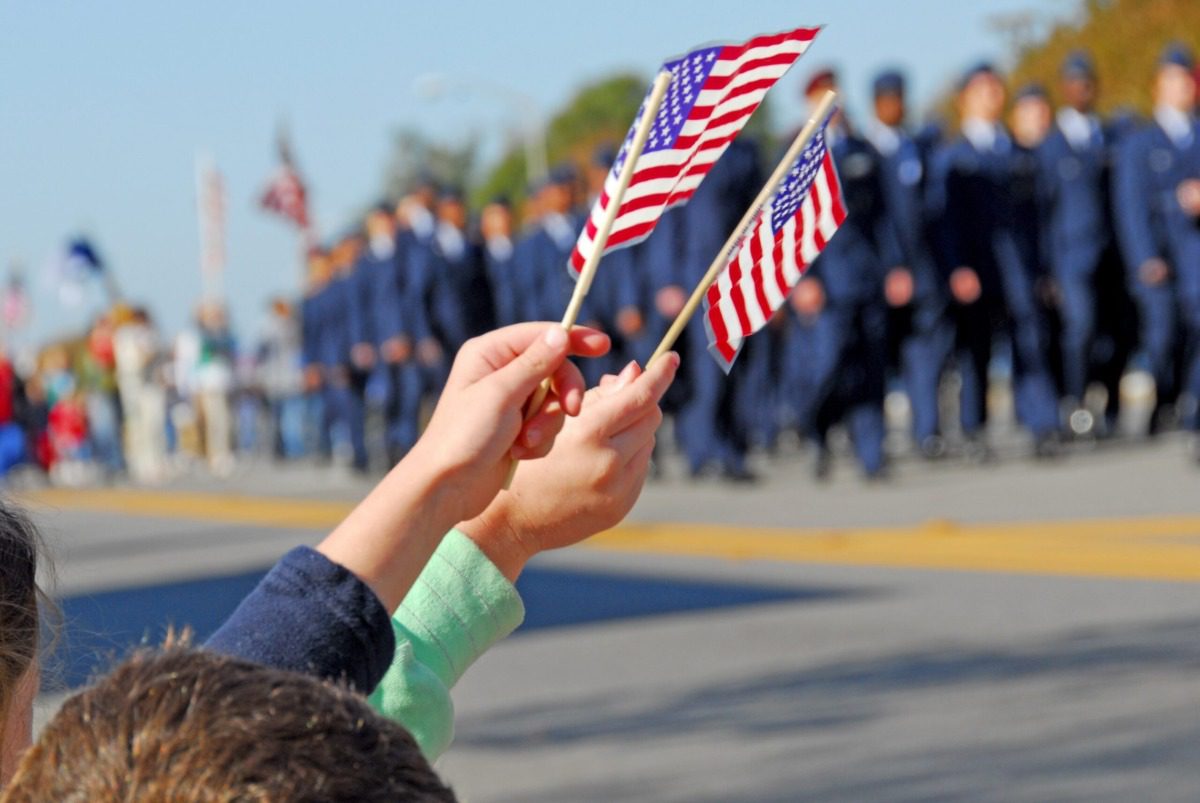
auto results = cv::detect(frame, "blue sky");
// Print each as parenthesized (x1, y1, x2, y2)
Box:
(0, 0, 1065, 346)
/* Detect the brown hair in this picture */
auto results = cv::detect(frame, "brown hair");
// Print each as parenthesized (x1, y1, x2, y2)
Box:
(0, 503, 44, 728)
(3, 645, 457, 802)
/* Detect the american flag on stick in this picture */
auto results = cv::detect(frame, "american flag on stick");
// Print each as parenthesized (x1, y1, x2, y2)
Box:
(703, 105, 844, 371)
(569, 26, 821, 275)
(259, 128, 311, 232)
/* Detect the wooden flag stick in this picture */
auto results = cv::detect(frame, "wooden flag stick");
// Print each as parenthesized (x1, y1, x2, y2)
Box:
(648, 89, 838, 365)
(503, 69, 674, 489)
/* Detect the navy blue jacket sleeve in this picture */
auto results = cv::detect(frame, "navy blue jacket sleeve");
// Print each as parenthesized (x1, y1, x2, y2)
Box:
(205, 546, 395, 693)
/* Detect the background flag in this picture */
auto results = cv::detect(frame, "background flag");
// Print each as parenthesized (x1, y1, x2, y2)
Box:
(259, 127, 311, 234)
(569, 26, 821, 275)
(703, 113, 844, 372)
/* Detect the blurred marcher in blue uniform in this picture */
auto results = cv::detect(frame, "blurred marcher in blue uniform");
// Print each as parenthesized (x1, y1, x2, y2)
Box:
(786, 69, 893, 479)
(1114, 44, 1200, 446)
(585, 145, 646, 380)
(393, 181, 441, 452)
(356, 203, 418, 463)
(866, 68, 953, 459)
(630, 206, 693, 444)
(428, 187, 494, 359)
(300, 249, 332, 461)
(930, 63, 1061, 460)
(480, 197, 520, 327)
(674, 132, 762, 481)
(1037, 51, 1132, 437)
(324, 232, 370, 473)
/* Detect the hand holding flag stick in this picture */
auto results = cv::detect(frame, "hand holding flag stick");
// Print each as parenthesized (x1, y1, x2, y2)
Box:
(503, 69, 674, 488)
(650, 89, 839, 364)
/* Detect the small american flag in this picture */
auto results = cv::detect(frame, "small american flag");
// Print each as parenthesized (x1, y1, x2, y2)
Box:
(703, 116, 845, 371)
(259, 129, 310, 231)
(569, 26, 821, 274)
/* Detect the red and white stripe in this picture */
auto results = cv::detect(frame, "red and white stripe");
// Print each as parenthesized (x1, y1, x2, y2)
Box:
(703, 151, 845, 370)
(260, 166, 310, 231)
(569, 27, 820, 274)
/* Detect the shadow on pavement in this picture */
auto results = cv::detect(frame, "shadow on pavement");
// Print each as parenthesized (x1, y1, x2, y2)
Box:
(454, 617, 1200, 803)
(48, 563, 854, 690)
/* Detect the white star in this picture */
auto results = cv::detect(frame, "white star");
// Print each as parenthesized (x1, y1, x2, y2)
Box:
(706, 51, 716, 61)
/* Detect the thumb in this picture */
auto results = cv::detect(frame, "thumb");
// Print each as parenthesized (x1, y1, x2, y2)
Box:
(489, 325, 571, 404)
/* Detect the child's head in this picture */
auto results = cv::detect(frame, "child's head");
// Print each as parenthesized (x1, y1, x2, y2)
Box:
(4, 646, 456, 802)
(0, 504, 45, 786)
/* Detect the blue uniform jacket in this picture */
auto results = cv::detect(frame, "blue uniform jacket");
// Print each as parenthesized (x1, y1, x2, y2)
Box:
(426, 228, 494, 352)
(807, 134, 894, 307)
(1113, 118, 1200, 285)
(356, 245, 407, 347)
(1036, 119, 1113, 277)
(396, 228, 434, 344)
(317, 277, 355, 368)
(876, 130, 943, 304)
(928, 130, 1045, 318)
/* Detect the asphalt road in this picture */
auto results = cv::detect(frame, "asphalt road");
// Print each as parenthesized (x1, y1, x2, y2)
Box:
(17, 435, 1200, 802)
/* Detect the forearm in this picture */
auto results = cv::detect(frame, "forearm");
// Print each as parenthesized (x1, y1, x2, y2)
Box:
(316, 443, 462, 613)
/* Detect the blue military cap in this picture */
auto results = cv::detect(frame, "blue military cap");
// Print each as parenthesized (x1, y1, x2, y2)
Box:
(591, 143, 618, 169)
(486, 193, 512, 209)
(1014, 82, 1049, 102)
(958, 61, 998, 91)
(438, 186, 466, 204)
(371, 198, 394, 216)
(1060, 50, 1096, 80)
(548, 161, 579, 186)
(1160, 42, 1195, 71)
(872, 69, 905, 98)
(410, 170, 442, 195)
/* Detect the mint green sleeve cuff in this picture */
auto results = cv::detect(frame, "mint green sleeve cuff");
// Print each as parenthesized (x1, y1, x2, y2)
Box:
(368, 528, 525, 760)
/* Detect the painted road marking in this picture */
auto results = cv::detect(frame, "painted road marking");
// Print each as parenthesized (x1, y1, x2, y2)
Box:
(19, 488, 1200, 582)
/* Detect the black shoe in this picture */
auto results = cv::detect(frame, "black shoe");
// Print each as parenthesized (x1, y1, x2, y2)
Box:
(963, 434, 992, 465)
(1149, 404, 1178, 437)
(1033, 433, 1063, 460)
(863, 464, 890, 483)
(722, 466, 758, 484)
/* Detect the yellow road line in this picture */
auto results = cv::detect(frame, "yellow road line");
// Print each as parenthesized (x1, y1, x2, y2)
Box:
(17, 487, 1200, 583)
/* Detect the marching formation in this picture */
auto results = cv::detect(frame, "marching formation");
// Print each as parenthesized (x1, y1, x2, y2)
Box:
(302, 44, 1200, 481)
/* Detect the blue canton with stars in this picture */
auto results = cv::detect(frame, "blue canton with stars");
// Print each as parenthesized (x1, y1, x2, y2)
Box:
(612, 45, 723, 174)
(770, 129, 827, 232)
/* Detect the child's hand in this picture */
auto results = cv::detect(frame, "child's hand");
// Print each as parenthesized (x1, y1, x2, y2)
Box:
(318, 322, 608, 613)
(460, 352, 680, 581)
(410, 322, 610, 526)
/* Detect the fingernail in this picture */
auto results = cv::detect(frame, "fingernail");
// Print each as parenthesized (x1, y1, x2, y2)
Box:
(543, 326, 567, 348)
(524, 426, 542, 447)
(668, 352, 681, 370)
(615, 361, 638, 388)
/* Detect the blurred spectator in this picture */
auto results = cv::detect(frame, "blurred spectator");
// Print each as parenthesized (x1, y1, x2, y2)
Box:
(176, 301, 236, 475)
(114, 307, 167, 483)
(78, 313, 124, 477)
